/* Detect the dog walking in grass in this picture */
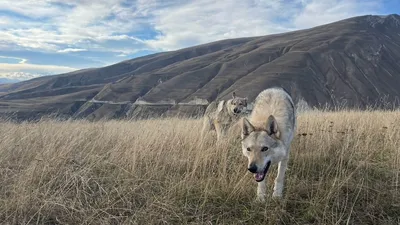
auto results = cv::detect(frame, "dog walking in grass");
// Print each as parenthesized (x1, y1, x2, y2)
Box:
(240, 87, 296, 201)
(201, 92, 249, 141)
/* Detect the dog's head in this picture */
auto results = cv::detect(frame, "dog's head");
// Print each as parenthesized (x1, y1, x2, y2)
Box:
(223, 92, 248, 115)
(240, 116, 286, 182)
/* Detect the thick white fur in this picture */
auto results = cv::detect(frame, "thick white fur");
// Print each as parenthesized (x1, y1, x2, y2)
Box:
(241, 87, 296, 201)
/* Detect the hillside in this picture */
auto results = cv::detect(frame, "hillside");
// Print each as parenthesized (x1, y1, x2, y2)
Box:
(1, 14, 400, 120)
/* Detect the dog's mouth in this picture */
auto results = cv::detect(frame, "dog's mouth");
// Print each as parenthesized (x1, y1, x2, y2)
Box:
(233, 109, 245, 115)
(254, 161, 271, 182)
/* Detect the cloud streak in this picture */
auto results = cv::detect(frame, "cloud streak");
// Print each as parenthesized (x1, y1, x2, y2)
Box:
(0, 63, 76, 73)
(57, 48, 87, 53)
(0, 56, 27, 64)
(0, 72, 42, 81)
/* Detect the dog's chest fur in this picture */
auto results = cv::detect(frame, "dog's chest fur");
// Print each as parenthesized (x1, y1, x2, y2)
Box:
(213, 101, 239, 125)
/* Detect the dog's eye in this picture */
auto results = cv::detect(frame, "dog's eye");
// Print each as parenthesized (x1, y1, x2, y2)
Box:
(261, 147, 269, 152)
(247, 147, 251, 151)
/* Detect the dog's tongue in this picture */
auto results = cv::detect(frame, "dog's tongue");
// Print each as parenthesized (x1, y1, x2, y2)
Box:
(254, 173, 264, 181)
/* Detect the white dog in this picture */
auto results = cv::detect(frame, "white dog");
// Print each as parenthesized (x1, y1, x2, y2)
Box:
(201, 92, 248, 141)
(240, 87, 296, 201)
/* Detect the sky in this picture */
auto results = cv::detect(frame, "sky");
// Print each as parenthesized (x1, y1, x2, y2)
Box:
(0, 0, 399, 82)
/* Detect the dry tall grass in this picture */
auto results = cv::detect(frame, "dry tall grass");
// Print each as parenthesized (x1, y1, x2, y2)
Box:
(0, 111, 399, 224)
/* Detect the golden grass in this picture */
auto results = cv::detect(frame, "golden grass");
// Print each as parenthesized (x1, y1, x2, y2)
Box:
(0, 111, 399, 224)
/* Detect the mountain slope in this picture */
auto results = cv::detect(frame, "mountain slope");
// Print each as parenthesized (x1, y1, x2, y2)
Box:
(1, 14, 400, 120)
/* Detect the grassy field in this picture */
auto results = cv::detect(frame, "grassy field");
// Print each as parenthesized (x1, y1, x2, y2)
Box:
(0, 110, 399, 224)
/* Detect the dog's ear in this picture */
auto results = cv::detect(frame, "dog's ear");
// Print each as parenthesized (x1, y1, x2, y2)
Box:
(242, 117, 255, 137)
(266, 115, 280, 138)
(232, 92, 236, 98)
(217, 100, 225, 112)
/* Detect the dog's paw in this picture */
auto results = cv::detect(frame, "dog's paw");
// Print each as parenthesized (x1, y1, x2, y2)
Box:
(255, 195, 266, 203)
(272, 191, 282, 199)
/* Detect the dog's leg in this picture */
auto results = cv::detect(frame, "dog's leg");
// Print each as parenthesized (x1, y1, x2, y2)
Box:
(200, 116, 211, 140)
(214, 120, 222, 142)
(256, 181, 267, 202)
(272, 156, 289, 198)
(219, 126, 227, 140)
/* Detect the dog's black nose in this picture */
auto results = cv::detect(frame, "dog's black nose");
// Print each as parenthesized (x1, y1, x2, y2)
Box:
(233, 108, 240, 113)
(248, 164, 258, 173)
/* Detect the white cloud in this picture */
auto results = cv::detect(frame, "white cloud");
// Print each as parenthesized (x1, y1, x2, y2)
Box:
(0, 0, 65, 19)
(0, 16, 13, 26)
(0, 72, 43, 81)
(143, 0, 289, 50)
(143, 0, 383, 51)
(0, 0, 384, 54)
(0, 0, 150, 53)
(0, 63, 77, 74)
(57, 48, 87, 53)
(0, 56, 27, 64)
(293, 0, 382, 28)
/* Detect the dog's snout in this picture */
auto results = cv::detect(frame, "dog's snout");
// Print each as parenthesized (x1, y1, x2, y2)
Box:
(248, 163, 258, 173)
(233, 108, 240, 113)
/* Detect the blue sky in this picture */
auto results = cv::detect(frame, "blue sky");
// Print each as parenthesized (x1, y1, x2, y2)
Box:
(0, 0, 399, 81)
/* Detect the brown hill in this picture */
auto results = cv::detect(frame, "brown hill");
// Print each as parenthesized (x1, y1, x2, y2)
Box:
(1, 14, 400, 121)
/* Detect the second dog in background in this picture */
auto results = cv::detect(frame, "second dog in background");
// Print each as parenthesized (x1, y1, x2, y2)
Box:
(201, 92, 249, 141)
